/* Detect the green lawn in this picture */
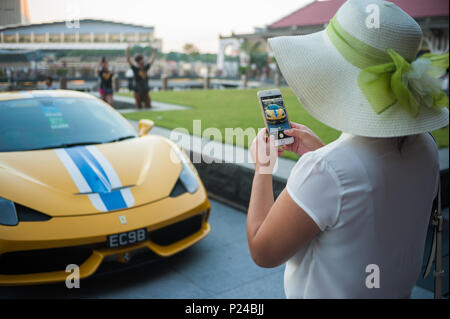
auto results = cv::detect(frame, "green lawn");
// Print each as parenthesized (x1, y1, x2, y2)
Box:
(120, 89, 449, 160)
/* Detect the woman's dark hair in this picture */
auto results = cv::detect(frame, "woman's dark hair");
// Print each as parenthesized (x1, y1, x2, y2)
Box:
(101, 56, 106, 63)
(396, 135, 422, 153)
(396, 136, 409, 152)
(135, 54, 144, 63)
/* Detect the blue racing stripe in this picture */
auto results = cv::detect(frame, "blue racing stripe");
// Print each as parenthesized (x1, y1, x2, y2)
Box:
(99, 191, 128, 211)
(65, 147, 110, 193)
(77, 147, 110, 184)
(65, 147, 127, 211)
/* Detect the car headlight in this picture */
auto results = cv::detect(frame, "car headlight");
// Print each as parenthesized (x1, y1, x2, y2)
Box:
(170, 146, 199, 195)
(0, 197, 18, 226)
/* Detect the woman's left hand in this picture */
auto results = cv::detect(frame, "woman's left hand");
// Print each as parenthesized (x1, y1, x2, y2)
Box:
(250, 129, 282, 175)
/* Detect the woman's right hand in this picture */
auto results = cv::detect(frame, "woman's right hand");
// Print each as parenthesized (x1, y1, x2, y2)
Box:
(282, 122, 324, 156)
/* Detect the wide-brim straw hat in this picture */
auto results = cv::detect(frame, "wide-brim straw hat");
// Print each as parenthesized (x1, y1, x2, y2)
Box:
(268, 0, 449, 137)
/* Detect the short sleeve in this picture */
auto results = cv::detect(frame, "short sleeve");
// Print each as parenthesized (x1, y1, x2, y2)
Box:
(286, 152, 342, 231)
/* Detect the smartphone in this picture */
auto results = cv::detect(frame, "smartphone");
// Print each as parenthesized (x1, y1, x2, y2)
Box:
(257, 89, 294, 147)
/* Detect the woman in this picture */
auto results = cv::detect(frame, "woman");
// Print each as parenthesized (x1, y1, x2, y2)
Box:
(44, 76, 56, 90)
(97, 57, 114, 106)
(247, 0, 448, 299)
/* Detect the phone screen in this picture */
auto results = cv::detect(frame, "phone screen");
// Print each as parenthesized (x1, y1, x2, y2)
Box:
(260, 95, 291, 140)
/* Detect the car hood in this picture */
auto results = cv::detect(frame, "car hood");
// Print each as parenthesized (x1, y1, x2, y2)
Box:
(0, 136, 183, 217)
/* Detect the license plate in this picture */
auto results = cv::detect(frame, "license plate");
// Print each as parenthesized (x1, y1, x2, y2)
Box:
(107, 228, 147, 248)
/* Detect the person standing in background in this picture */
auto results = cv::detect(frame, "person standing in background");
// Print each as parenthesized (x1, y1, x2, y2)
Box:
(96, 57, 114, 106)
(125, 67, 134, 92)
(126, 44, 157, 109)
(44, 76, 56, 90)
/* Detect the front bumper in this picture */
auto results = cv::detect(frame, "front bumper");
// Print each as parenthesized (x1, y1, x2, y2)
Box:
(0, 190, 210, 286)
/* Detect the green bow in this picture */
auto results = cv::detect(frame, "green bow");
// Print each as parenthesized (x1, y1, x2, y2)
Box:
(358, 50, 449, 117)
(326, 16, 449, 118)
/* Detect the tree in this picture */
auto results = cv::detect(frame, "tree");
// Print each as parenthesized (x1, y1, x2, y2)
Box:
(183, 43, 200, 56)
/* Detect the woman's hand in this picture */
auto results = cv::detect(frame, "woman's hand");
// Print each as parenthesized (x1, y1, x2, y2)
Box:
(250, 128, 280, 175)
(281, 122, 324, 156)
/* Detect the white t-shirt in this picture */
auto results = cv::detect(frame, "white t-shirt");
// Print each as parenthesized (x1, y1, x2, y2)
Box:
(285, 132, 439, 299)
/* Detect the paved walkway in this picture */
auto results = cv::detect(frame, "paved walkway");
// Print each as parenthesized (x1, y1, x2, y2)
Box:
(91, 93, 189, 113)
(114, 94, 189, 112)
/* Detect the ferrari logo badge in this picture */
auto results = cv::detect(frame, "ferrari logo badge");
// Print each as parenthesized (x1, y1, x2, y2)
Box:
(119, 215, 127, 225)
(118, 252, 131, 264)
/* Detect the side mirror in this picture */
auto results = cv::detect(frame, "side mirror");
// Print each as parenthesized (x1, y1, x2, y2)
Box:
(138, 119, 154, 137)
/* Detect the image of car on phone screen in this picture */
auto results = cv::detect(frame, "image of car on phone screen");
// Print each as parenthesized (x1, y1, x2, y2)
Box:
(265, 104, 287, 125)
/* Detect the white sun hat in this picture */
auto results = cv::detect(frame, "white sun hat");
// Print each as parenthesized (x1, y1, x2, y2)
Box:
(268, 0, 449, 137)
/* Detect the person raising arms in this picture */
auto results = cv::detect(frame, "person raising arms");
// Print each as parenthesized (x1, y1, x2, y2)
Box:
(126, 44, 157, 109)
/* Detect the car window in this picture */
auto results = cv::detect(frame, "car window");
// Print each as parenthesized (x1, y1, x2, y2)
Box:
(0, 97, 137, 152)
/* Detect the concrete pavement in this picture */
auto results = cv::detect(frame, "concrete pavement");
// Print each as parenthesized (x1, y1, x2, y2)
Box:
(92, 93, 190, 112)
(114, 94, 189, 112)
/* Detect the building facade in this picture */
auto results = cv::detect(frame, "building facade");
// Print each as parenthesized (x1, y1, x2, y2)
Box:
(0, 19, 162, 51)
(0, 0, 30, 27)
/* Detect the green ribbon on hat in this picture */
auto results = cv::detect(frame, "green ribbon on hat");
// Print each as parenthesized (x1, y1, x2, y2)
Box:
(326, 16, 449, 118)
(358, 49, 449, 117)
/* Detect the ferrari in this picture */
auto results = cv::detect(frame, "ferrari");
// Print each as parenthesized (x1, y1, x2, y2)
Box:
(265, 104, 287, 125)
(0, 90, 211, 285)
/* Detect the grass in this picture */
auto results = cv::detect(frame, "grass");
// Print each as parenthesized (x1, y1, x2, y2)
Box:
(120, 89, 449, 160)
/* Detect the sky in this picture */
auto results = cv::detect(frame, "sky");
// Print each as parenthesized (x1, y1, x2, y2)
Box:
(27, 0, 313, 53)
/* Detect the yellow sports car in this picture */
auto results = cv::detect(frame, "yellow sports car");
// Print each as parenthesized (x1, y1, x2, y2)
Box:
(0, 90, 210, 286)
(265, 104, 287, 125)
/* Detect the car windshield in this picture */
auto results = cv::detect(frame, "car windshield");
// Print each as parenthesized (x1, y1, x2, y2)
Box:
(0, 97, 137, 152)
